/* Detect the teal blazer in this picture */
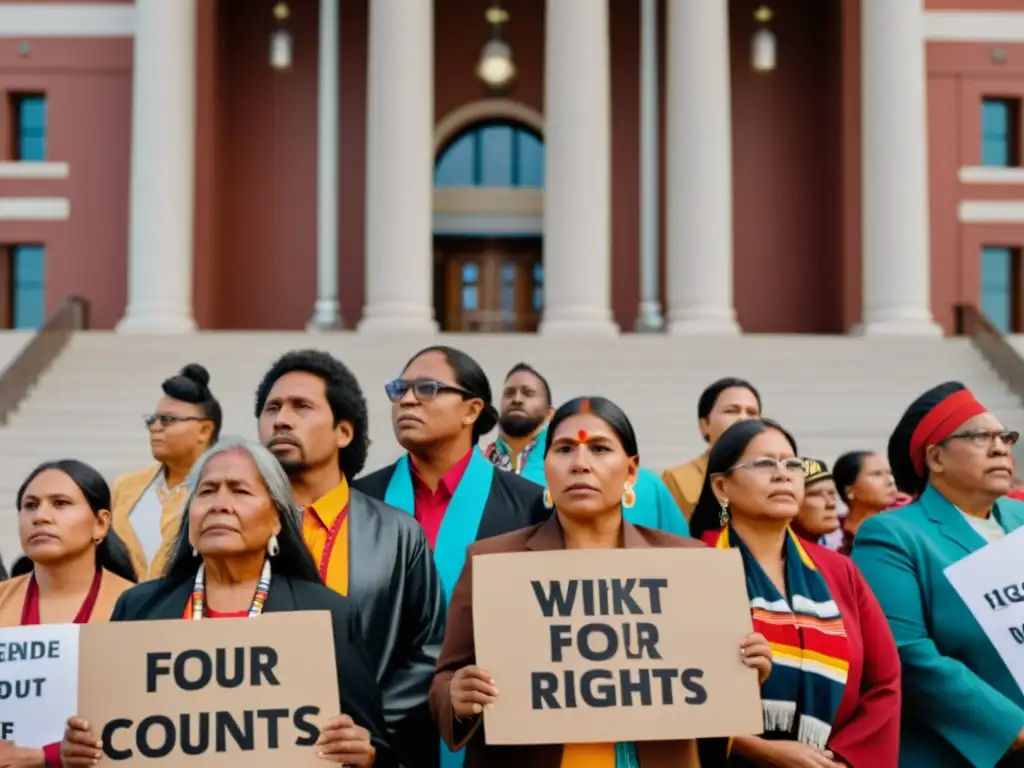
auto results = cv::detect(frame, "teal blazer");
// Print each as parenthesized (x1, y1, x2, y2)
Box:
(852, 485, 1024, 767)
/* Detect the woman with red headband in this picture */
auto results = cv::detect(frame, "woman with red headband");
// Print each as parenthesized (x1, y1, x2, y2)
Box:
(853, 381, 1024, 768)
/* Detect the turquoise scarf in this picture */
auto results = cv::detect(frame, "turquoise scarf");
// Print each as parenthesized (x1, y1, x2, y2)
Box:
(384, 448, 494, 768)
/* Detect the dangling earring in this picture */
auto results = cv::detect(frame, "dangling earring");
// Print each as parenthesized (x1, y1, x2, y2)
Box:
(543, 488, 554, 509)
(718, 500, 730, 527)
(191, 545, 199, 557)
(267, 534, 280, 557)
(621, 483, 636, 509)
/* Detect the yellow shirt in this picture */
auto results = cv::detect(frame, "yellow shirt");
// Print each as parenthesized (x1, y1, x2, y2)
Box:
(561, 744, 617, 767)
(302, 478, 351, 595)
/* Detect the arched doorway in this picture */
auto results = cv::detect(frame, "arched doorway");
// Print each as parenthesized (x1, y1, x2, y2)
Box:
(433, 110, 544, 333)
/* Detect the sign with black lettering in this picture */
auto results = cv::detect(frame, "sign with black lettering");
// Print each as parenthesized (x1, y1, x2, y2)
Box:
(0, 624, 80, 747)
(472, 547, 763, 745)
(77, 611, 339, 766)
(945, 526, 1024, 697)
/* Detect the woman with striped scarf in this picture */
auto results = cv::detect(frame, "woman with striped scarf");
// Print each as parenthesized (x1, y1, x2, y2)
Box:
(690, 419, 901, 768)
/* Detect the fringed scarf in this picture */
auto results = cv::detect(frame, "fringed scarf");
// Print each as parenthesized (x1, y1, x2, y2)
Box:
(715, 526, 849, 749)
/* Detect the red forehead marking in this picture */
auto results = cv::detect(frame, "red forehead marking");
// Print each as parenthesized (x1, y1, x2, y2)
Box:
(577, 430, 589, 442)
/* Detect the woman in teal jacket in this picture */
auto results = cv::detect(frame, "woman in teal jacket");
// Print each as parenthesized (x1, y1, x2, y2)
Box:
(853, 381, 1024, 767)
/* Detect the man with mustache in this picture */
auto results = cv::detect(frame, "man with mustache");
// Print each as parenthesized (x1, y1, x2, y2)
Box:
(255, 350, 444, 768)
(485, 362, 689, 535)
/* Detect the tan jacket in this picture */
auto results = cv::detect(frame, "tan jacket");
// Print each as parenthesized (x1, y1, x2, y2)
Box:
(110, 465, 188, 580)
(0, 570, 135, 627)
(661, 453, 710, 521)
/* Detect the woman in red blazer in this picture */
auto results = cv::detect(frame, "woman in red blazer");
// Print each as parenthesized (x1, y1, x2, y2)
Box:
(690, 418, 900, 768)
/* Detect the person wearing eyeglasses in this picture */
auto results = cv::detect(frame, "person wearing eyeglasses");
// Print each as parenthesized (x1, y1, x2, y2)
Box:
(690, 419, 901, 768)
(255, 349, 444, 768)
(354, 345, 547, 768)
(110, 363, 221, 580)
(853, 382, 1024, 768)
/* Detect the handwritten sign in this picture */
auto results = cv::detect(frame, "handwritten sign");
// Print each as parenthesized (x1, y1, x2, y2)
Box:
(473, 547, 763, 745)
(0, 624, 80, 747)
(77, 611, 339, 766)
(945, 526, 1024, 695)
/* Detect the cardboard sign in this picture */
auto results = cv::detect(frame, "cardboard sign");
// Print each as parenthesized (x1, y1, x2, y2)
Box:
(945, 526, 1024, 696)
(473, 547, 763, 745)
(77, 611, 340, 766)
(0, 624, 80, 747)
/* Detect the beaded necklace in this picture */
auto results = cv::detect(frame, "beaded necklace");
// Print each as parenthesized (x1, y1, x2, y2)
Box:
(187, 558, 272, 620)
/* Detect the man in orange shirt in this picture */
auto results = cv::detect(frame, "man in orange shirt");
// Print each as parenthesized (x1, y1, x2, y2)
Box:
(256, 350, 444, 768)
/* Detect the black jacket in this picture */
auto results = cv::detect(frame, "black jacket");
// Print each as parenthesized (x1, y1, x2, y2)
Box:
(353, 461, 548, 767)
(345, 488, 445, 768)
(110, 573, 398, 767)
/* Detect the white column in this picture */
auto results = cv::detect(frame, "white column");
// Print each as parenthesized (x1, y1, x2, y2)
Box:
(664, 0, 740, 335)
(117, 0, 196, 333)
(308, 0, 342, 330)
(358, 0, 437, 334)
(859, 0, 941, 335)
(538, 0, 618, 337)
(635, 0, 663, 332)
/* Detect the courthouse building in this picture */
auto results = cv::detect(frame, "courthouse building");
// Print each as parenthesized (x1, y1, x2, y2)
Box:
(0, 0, 1023, 335)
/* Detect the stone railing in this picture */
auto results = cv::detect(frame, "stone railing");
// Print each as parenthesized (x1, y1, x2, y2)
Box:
(0, 295, 89, 425)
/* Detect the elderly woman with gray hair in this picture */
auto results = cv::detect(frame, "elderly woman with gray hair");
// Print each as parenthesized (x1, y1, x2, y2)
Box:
(58, 436, 395, 767)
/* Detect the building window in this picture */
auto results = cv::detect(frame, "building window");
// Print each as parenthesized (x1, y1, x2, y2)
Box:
(10, 93, 47, 161)
(981, 98, 1019, 167)
(980, 246, 1018, 332)
(11, 245, 46, 329)
(435, 122, 544, 188)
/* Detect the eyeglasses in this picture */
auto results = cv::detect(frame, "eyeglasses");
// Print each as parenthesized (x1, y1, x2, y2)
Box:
(729, 457, 806, 475)
(942, 430, 1020, 448)
(144, 414, 207, 429)
(384, 378, 478, 403)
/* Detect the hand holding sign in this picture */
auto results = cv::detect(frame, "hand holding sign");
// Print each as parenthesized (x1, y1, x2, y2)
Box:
(450, 666, 499, 718)
(740, 633, 772, 684)
(313, 715, 375, 766)
(59, 717, 102, 767)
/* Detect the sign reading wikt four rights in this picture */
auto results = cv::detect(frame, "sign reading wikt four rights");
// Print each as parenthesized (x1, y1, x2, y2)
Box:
(472, 547, 765, 745)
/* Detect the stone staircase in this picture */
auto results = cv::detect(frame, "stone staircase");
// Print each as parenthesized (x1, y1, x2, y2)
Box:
(0, 331, 1022, 561)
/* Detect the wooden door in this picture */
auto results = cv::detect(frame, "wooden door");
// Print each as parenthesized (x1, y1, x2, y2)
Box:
(435, 237, 542, 332)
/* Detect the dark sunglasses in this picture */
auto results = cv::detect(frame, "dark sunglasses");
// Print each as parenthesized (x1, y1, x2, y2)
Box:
(384, 378, 478, 403)
(144, 413, 207, 429)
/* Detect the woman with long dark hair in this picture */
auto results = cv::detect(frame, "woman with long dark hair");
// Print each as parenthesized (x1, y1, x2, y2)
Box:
(0, 459, 137, 768)
(58, 436, 395, 767)
(690, 419, 900, 767)
(830, 451, 898, 555)
(430, 396, 771, 767)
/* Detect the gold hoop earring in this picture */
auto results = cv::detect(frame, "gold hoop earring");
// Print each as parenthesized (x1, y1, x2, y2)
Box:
(718, 501, 730, 527)
(543, 488, 553, 509)
(622, 484, 636, 509)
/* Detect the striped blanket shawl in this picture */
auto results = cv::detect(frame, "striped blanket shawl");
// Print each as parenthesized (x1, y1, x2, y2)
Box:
(715, 526, 850, 749)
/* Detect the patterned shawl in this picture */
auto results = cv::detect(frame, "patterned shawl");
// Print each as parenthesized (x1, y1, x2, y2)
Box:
(714, 526, 849, 749)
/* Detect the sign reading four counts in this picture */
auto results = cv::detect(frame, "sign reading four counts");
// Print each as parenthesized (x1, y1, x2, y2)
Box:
(78, 611, 340, 767)
(472, 548, 764, 745)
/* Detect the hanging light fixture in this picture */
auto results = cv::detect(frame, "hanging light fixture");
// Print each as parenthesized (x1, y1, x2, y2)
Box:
(269, 2, 293, 71)
(476, 3, 516, 91)
(751, 6, 777, 73)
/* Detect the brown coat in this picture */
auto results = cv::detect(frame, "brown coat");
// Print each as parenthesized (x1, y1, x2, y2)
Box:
(661, 453, 709, 522)
(111, 464, 188, 580)
(428, 516, 714, 768)
(0, 570, 135, 628)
